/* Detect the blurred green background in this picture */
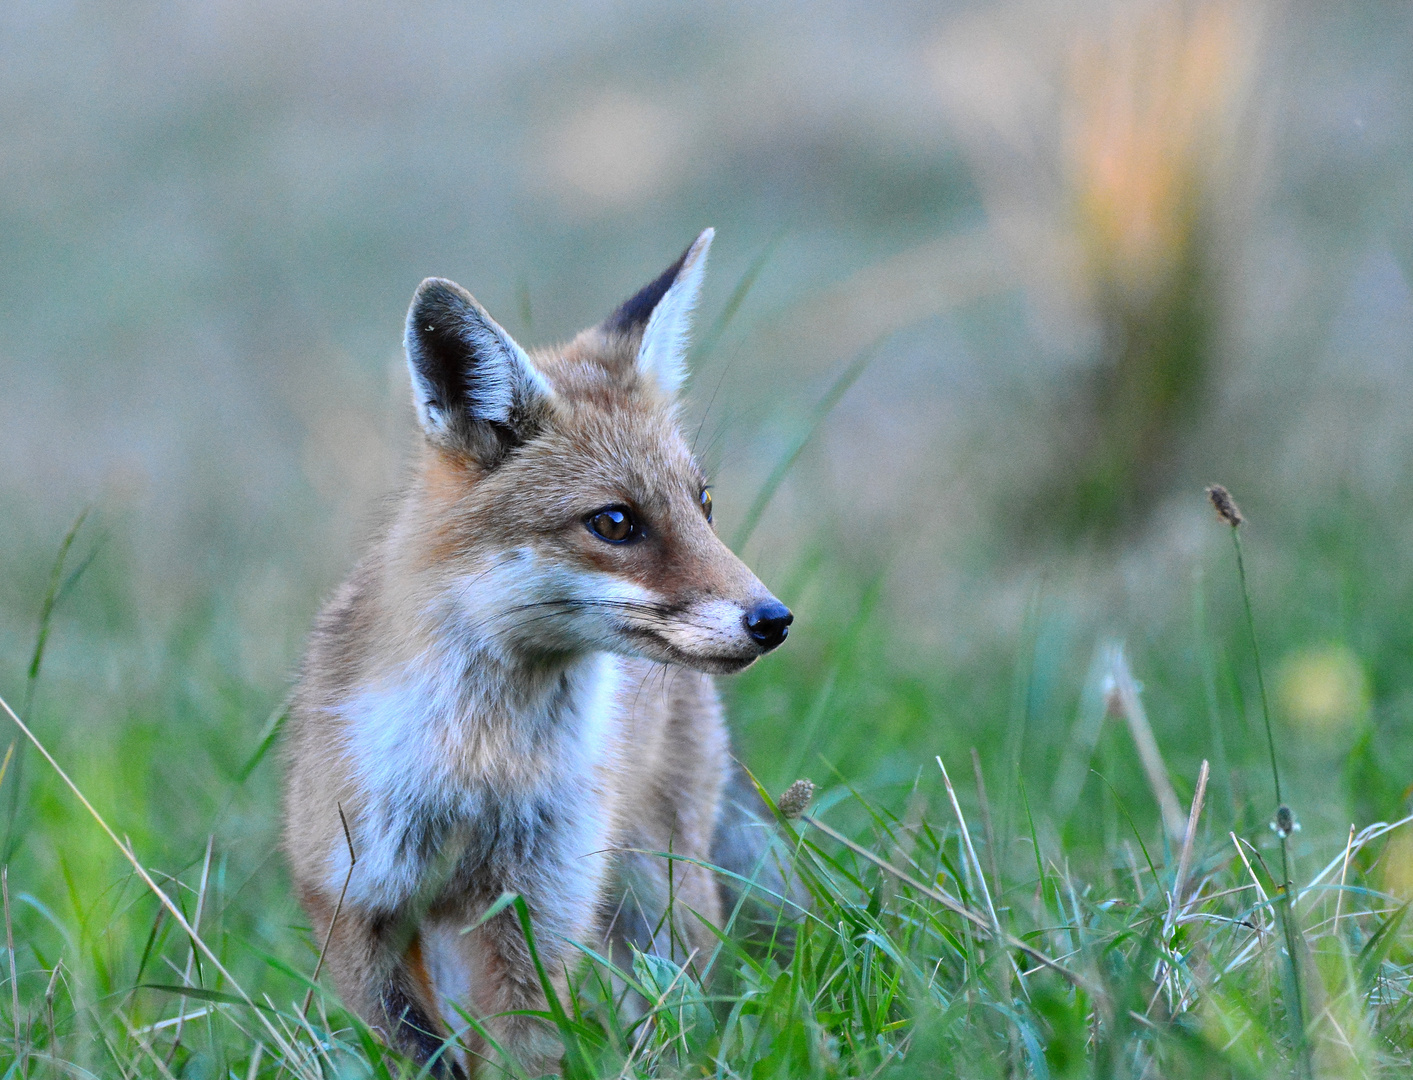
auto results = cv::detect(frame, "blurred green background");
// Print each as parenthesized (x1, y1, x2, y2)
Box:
(3, 0, 1413, 982)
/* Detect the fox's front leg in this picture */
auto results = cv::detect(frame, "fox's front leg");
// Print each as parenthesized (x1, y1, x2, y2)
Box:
(449, 909, 566, 1076)
(445, 859, 608, 1077)
(301, 888, 465, 1078)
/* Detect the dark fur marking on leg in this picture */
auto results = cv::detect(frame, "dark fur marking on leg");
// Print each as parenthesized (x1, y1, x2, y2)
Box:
(381, 976, 464, 1079)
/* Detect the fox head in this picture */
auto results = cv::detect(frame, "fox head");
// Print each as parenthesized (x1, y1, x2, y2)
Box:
(401, 229, 791, 675)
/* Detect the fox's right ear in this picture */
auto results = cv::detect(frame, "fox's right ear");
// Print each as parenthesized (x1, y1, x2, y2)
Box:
(405, 278, 552, 458)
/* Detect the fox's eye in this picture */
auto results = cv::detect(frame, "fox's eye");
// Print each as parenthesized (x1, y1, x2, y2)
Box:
(700, 488, 713, 522)
(586, 506, 638, 544)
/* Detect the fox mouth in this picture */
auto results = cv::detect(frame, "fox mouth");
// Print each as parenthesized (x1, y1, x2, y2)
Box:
(620, 627, 759, 674)
(503, 597, 766, 673)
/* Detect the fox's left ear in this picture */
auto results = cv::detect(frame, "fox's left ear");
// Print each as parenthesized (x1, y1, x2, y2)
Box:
(604, 228, 713, 399)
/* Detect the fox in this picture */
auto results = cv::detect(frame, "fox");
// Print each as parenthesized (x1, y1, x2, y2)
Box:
(282, 228, 796, 1077)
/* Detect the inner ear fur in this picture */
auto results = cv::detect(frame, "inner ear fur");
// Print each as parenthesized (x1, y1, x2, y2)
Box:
(600, 228, 713, 400)
(404, 277, 553, 462)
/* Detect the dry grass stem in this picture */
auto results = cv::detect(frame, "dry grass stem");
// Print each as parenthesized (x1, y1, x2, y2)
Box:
(969, 748, 1002, 908)
(1103, 644, 1187, 841)
(245, 1042, 264, 1080)
(1333, 824, 1356, 934)
(118, 1009, 182, 1080)
(935, 756, 1008, 962)
(1299, 812, 1413, 904)
(1229, 832, 1269, 928)
(43, 959, 61, 1056)
(301, 803, 357, 1019)
(1168, 759, 1210, 935)
(135, 1007, 214, 1035)
(615, 948, 699, 1080)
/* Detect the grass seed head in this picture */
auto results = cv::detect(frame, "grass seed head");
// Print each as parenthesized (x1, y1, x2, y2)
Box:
(778, 778, 815, 818)
(1206, 484, 1244, 527)
(1271, 804, 1299, 839)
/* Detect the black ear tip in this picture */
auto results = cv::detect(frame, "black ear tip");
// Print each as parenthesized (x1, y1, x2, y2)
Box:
(408, 278, 475, 330)
(411, 277, 463, 306)
(605, 232, 709, 334)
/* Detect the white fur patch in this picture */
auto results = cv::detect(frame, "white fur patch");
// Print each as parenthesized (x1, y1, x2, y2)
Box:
(636, 227, 713, 399)
(441, 547, 658, 658)
(659, 596, 752, 656)
(329, 548, 637, 911)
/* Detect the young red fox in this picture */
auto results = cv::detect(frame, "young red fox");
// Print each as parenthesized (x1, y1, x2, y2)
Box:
(283, 229, 794, 1076)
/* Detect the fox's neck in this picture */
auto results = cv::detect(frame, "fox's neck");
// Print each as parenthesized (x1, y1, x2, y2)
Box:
(445, 640, 598, 727)
(346, 633, 618, 802)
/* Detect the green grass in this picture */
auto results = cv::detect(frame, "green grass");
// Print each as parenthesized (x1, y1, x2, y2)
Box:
(3, 484, 1413, 1080)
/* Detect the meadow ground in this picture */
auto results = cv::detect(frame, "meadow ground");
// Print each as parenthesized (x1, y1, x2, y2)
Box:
(2, 470, 1413, 1080)
(2, 2, 1410, 1076)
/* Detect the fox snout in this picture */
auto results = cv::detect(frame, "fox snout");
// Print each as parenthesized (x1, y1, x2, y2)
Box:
(627, 581, 791, 675)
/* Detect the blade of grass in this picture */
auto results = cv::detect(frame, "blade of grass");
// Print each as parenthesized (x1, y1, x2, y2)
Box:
(444, 997, 527, 1079)
(1092, 771, 1159, 891)
(798, 811, 1093, 994)
(165, 835, 214, 1066)
(236, 701, 289, 784)
(23, 507, 90, 717)
(511, 895, 588, 1080)
(732, 337, 883, 551)
(8, 508, 95, 865)
(5, 866, 22, 1074)
(614, 947, 698, 1080)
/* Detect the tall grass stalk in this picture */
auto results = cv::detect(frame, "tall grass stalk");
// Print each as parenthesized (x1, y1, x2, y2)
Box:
(1209, 484, 1310, 1079)
(4, 866, 21, 1076)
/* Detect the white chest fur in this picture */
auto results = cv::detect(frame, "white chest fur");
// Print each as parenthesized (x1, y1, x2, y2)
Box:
(331, 649, 623, 912)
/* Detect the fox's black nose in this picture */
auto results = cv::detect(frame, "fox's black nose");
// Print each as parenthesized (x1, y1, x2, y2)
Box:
(744, 599, 793, 651)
